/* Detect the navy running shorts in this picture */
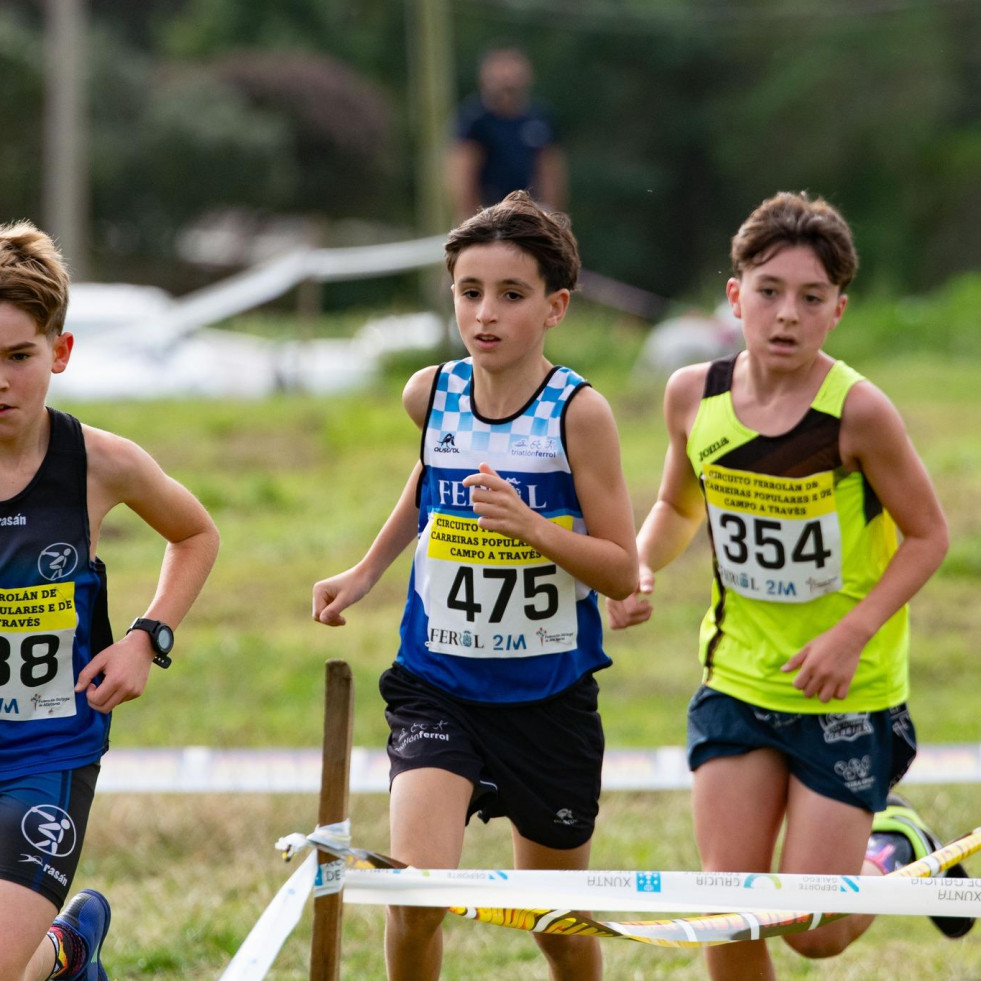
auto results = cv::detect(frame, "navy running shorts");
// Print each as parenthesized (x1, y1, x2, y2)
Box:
(686, 686, 917, 812)
(380, 663, 604, 849)
(0, 763, 100, 908)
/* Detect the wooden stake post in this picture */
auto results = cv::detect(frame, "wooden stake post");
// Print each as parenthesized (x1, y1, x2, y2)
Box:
(309, 660, 354, 981)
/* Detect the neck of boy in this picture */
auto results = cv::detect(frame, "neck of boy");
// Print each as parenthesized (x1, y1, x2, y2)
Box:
(733, 351, 835, 435)
(739, 349, 834, 397)
(471, 357, 552, 420)
(0, 408, 51, 500)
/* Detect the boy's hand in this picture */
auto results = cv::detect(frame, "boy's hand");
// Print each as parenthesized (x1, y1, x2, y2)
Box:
(781, 622, 866, 702)
(462, 463, 534, 539)
(75, 632, 154, 714)
(312, 569, 370, 626)
(605, 566, 655, 629)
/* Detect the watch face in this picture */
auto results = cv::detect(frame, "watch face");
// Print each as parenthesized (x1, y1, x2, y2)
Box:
(156, 624, 175, 654)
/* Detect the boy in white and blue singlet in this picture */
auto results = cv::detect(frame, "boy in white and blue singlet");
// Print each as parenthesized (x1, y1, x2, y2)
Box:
(313, 190, 638, 981)
(0, 223, 219, 981)
(608, 191, 972, 980)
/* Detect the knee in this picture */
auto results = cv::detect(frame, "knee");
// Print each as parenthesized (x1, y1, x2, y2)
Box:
(386, 903, 447, 938)
(533, 931, 601, 975)
(783, 929, 849, 960)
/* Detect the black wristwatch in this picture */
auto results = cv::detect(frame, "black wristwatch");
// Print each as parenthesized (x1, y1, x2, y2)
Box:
(127, 618, 175, 669)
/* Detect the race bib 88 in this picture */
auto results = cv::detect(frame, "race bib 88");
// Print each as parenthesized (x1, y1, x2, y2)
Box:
(0, 583, 78, 721)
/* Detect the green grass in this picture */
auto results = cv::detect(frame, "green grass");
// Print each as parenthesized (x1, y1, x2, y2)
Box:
(80, 790, 981, 979)
(50, 293, 981, 979)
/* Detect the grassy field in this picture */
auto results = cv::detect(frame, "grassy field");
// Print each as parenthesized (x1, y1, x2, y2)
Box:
(52, 298, 981, 979)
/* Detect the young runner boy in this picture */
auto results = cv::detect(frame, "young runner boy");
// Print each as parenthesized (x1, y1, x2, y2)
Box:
(0, 221, 219, 981)
(607, 190, 973, 979)
(313, 190, 638, 980)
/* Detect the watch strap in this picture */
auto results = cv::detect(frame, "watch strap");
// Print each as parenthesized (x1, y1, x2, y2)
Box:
(127, 618, 173, 669)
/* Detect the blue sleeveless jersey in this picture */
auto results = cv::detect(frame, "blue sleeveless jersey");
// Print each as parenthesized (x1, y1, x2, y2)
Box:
(0, 409, 113, 777)
(397, 359, 610, 703)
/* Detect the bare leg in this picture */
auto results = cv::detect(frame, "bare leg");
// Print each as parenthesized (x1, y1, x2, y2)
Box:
(779, 777, 877, 958)
(385, 768, 473, 981)
(0, 881, 58, 981)
(511, 828, 602, 981)
(692, 750, 789, 981)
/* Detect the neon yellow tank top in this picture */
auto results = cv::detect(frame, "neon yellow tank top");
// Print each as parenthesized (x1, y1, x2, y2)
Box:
(686, 356, 908, 712)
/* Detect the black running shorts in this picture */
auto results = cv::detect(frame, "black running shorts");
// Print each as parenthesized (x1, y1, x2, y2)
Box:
(380, 663, 604, 849)
(0, 763, 100, 908)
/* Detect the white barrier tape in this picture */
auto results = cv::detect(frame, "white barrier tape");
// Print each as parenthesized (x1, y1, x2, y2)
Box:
(276, 819, 352, 861)
(275, 832, 311, 861)
(96, 744, 981, 794)
(220, 827, 977, 975)
(340, 867, 981, 918)
(276, 818, 351, 896)
(276, 821, 353, 896)
(316, 857, 348, 897)
(105, 236, 447, 352)
(308, 820, 353, 853)
(217, 850, 316, 981)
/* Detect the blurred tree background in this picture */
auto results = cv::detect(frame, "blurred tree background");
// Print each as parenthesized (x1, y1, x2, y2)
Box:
(1, 0, 979, 303)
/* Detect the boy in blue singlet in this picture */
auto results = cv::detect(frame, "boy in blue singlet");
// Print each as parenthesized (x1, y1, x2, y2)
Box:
(313, 190, 638, 981)
(607, 191, 973, 980)
(0, 222, 219, 981)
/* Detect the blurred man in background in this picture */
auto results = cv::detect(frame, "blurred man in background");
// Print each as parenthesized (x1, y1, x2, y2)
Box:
(447, 47, 567, 222)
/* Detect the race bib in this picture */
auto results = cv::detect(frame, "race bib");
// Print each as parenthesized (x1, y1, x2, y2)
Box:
(0, 583, 78, 721)
(421, 512, 578, 657)
(703, 464, 842, 604)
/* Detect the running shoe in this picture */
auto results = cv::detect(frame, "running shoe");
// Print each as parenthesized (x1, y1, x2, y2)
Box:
(868, 792, 974, 939)
(51, 889, 111, 981)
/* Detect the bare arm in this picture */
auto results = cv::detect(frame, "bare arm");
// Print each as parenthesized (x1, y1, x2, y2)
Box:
(312, 366, 436, 626)
(463, 386, 639, 599)
(446, 139, 485, 222)
(77, 426, 220, 712)
(782, 381, 948, 701)
(534, 145, 568, 213)
(312, 461, 423, 626)
(607, 366, 707, 628)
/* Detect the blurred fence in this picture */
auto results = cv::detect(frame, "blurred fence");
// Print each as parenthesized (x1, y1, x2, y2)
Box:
(97, 744, 981, 794)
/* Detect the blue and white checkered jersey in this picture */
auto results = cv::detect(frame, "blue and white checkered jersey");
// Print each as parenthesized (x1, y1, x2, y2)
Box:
(396, 359, 610, 703)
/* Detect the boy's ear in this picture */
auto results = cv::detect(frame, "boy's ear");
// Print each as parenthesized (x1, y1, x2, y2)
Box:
(51, 332, 73, 374)
(830, 292, 848, 329)
(725, 278, 742, 318)
(544, 288, 571, 328)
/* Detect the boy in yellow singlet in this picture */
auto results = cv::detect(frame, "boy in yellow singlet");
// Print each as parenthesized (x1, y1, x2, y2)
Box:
(608, 191, 973, 980)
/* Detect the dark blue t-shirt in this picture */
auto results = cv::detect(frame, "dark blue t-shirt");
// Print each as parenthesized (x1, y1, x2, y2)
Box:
(455, 95, 558, 206)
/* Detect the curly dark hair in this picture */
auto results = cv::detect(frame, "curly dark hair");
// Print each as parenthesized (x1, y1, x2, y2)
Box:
(731, 191, 858, 289)
(445, 190, 580, 294)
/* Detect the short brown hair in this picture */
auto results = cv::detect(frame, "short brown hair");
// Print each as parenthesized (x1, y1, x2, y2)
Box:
(731, 191, 858, 290)
(0, 221, 70, 337)
(444, 190, 581, 294)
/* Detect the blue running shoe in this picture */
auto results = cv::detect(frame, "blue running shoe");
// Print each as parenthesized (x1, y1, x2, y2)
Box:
(51, 889, 111, 981)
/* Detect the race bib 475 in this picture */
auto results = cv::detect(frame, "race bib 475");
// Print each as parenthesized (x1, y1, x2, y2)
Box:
(421, 512, 578, 657)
